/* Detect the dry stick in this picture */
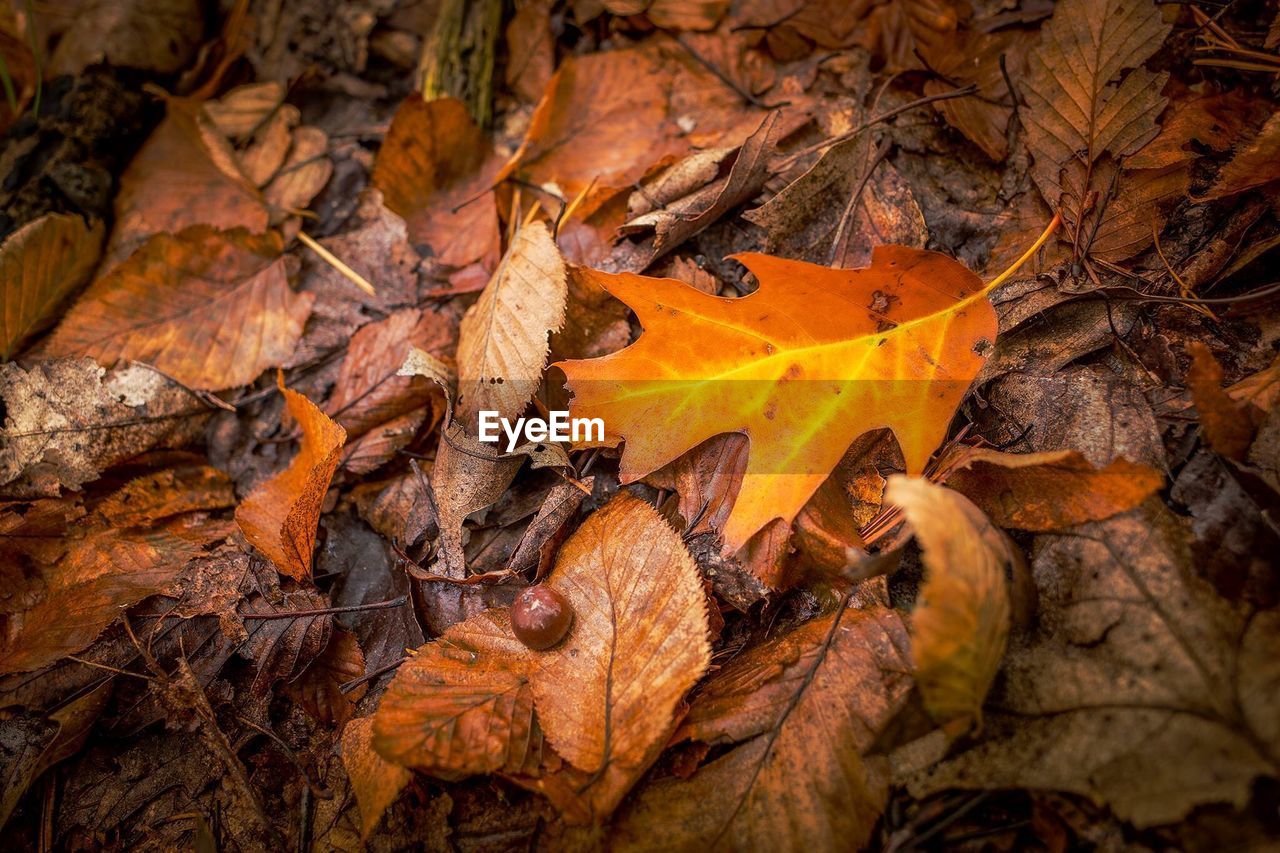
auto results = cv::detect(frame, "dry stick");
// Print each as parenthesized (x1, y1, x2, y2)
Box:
(296, 231, 377, 296)
(237, 596, 408, 620)
(777, 85, 978, 170)
(340, 657, 406, 694)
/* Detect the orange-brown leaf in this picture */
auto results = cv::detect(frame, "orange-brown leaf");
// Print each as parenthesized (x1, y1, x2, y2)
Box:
(0, 213, 104, 359)
(372, 609, 542, 778)
(557, 248, 995, 552)
(236, 383, 346, 580)
(44, 227, 312, 391)
(941, 447, 1163, 531)
(342, 716, 412, 839)
(612, 598, 911, 850)
(886, 476, 1012, 729)
(371, 97, 501, 270)
(1187, 342, 1255, 460)
(107, 97, 269, 268)
(526, 493, 711, 821)
(1198, 112, 1280, 202)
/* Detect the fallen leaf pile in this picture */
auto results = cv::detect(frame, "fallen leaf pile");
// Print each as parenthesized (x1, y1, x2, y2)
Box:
(1, 0, 1279, 849)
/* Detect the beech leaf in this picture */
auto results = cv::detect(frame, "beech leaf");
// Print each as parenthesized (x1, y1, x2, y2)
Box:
(527, 493, 711, 821)
(0, 213, 104, 359)
(44, 227, 313, 391)
(372, 609, 542, 779)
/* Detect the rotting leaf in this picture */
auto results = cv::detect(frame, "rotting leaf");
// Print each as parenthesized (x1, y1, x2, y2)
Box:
(907, 501, 1280, 827)
(236, 380, 346, 581)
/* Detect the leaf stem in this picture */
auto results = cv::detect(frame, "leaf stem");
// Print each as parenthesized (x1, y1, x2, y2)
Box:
(984, 211, 1062, 292)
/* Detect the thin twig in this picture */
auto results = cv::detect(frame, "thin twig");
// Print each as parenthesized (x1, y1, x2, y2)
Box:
(237, 596, 408, 620)
(296, 231, 377, 296)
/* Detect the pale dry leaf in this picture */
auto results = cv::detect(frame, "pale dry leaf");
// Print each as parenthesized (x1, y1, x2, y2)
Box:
(456, 221, 567, 422)
(236, 383, 346, 580)
(886, 476, 1012, 729)
(0, 213, 104, 359)
(44, 227, 312, 392)
(0, 359, 206, 498)
(204, 82, 287, 141)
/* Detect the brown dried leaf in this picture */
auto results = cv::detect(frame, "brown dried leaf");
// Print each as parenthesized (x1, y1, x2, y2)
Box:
(1187, 342, 1255, 461)
(1198, 111, 1280, 202)
(204, 82, 286, 141)
(48, 0, 203, 76)
(0, 469, 233, 674)
(342, 716, 412, 839)
(44, 227, 312, 391)
(612, 595, 911, 850)
(287, 629, 367, 728)
(886, 476, 1012, 729)
(907, 502, 1280, 827)
(107, 98, 269, 268)
(1022, 0, 1171, 260)
(263, 126, 333, 218)
(0, 213, 104, 359)
(524, 493, 710, 821)
(456, 221, 567, 422)
(373, 609, 542, 778)
(236, 383, 346, 580)
(371, 97, 501, 270)
(941, 447, 1164, 531)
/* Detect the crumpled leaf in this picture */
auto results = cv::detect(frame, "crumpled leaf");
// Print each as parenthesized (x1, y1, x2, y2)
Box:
(0, 359, 207, 498)
(0, 213, 104, 359)
(907, 501, 1280, 827)
(342, 716, 412, 839)
(518, 493, 710, 822)
(558, 247, 995, 552)
(44, 227, 312, 391)
(236, 382, 346, 580)
(612, 591, 911, 851)
(940, 446, 1164, 531)
(1022, 0, 1171, 261)
(373, 609, 542, 778)
(371, 96, 501, 271)
(603, 0, 730, 30)
(886, 476, 1012, 729)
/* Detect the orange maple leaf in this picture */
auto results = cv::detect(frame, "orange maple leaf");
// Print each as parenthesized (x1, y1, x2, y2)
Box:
(557, 227, 1056, 552)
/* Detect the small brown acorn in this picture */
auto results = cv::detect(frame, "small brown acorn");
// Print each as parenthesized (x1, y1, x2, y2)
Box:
(510, 584, 573, 650)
